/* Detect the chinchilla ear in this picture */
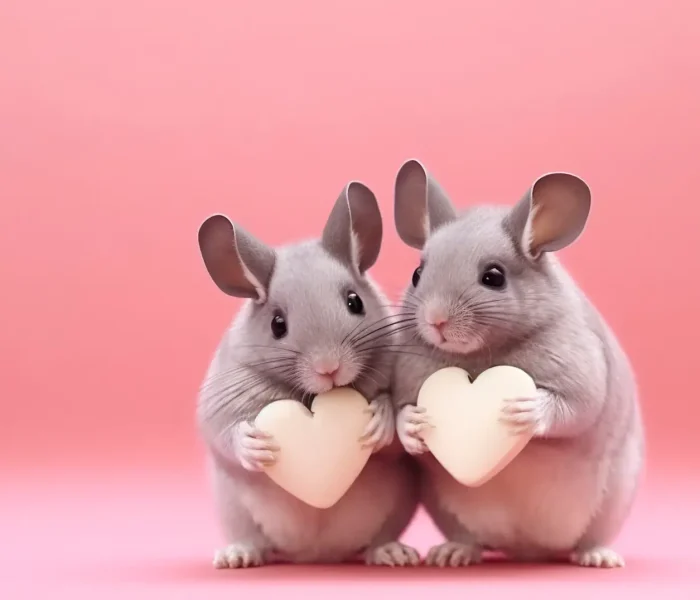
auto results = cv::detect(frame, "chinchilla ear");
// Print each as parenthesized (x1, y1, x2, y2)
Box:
(393, 159, 457, 250)
(506, 172, 592, 260)
(198, 214, 276, 303)
(321, 181, 383, 275)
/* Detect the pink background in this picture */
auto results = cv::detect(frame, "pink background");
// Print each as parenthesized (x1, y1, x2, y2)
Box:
(2, 0, 699, 597)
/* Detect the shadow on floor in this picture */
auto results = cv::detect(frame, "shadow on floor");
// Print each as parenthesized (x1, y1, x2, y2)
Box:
(85, 554, 694, 586)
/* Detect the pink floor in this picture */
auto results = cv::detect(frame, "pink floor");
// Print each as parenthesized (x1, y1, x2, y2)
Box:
(5, 468, 699, 599)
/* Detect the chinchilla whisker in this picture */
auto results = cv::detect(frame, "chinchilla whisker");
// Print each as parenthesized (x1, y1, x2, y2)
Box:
(200, 364, 262, 388)
(351, 317, 417, 346)
(203, 368, 284, 409)
(289, 367, 323, 407)
(346, 312, 416, 345)
(399, 302, 420, 313)
(342, 313, 392, 346)
(199, 367, 294, 399)
(355, 345, 428, 359)
(286, 379, 308, 405)
(404, 288, 423, 302)
(474, 305, 517, 316)
(205, 355, 297, 378)
(406, 326, 421, 343)
(340, 315, 391, 346)
(359, 370, 384, 391)
(204, 376, 275, 421)
(234, 343, 302, 356)
(364, 350, 394, 369)
(355, 322, 418, 348)
(223, 371, 297, 422)
(200, 370, 265, 403)
(203, 363, 298, 414)
(475, 317, 515, 328)
(199, 357, 298, 390)
(343, 312, 412, 346)
(399, 295, 421, 307)
(357, 363, 389, 386)
(378, 349, 431, 359)
(453, 287, 471, 308)
(473, 313, 519, 328)
(355, 347, 424, 361)
(357, 343, 427, 351)
(483, 337, 494, 366)
(262, 367, 299, 390)
(466, 307, 507, 319)
(351, 315, 416, 344)
(459, 298, 504, 312)
(356, 326, 420, 352)
(227, 381, 284, 423)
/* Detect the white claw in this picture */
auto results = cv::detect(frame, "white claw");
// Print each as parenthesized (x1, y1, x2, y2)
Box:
(425, 542, 482, 567)
(213, 545, 265, 569)
(365, 542, 421, 567)
(570, 547, 625, 568)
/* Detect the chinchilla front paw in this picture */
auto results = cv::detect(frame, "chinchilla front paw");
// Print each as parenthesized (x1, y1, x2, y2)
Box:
(500, 388, 551, 437)
(232, 421, 280, 472)
(213, 544, 267, 568)
(570, 546, 625, 568)
(396, 404, 430, 455)
(364, 541, 420, 567)
(359, 394, 395, 453)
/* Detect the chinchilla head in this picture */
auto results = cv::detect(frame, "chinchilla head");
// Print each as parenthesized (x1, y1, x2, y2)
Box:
(393, 159, 592, 356)
(198, 181, 395, 397)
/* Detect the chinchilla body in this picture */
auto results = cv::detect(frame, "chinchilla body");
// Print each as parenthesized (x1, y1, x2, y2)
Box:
(197, 182, 419, 567)
(391, 160, 644, 567)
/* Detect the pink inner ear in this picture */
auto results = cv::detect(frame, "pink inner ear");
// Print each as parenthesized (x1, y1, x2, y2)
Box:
(528, 174, 590, 255)
(530, 204, 569, 252)
(394, 162, 430, 249)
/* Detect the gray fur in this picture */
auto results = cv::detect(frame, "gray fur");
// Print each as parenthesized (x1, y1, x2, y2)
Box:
(197, 181, 419, 567)
(391, 159, 644, 565)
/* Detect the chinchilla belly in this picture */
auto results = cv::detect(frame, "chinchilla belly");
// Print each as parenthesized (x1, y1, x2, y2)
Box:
(427, 440, 608, 554)
(223, 456, 409, 563)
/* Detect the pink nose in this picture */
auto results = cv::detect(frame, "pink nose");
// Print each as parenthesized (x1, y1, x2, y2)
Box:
(314, 359, 340, 377)
(432, 322, 447, 338)
(426, 312, 448, 329)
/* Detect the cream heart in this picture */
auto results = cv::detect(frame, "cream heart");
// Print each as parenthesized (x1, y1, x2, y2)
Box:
(254, 387, 372, 509)
(417, 366, 536, 487)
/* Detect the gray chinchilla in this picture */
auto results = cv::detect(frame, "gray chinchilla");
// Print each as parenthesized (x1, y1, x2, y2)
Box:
(197, 181, 419, 568)
(391, 159, 644, 568)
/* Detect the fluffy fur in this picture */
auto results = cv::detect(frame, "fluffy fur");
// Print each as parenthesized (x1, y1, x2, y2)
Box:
(197, 181, 419, 567)
(391, 160, 644, 568)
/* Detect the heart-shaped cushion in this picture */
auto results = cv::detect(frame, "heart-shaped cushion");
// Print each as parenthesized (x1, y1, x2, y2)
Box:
(254, 387, 372, 509)
(417, 366, 536, 487)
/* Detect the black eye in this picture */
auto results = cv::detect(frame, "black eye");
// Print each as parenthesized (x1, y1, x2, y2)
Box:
(346, 291, 364, 315)
(412, 267, 422, 287)
(481, 265, 506, 289)
(271, 313, 288, 339)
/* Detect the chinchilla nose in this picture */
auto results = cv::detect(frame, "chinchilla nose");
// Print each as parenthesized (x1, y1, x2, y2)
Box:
(312, 357, 340, 377)
(425, 305, 449, 328)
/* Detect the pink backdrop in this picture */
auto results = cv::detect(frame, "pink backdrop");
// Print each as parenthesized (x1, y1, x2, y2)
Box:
(2, 0, 699, 597)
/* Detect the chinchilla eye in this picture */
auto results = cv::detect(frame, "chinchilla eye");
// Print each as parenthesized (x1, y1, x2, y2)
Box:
(480, 265, 506, 289)
(271, 313, 288, 339)
(346, 291, 364, 315)
(412, 266, 422, 287)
